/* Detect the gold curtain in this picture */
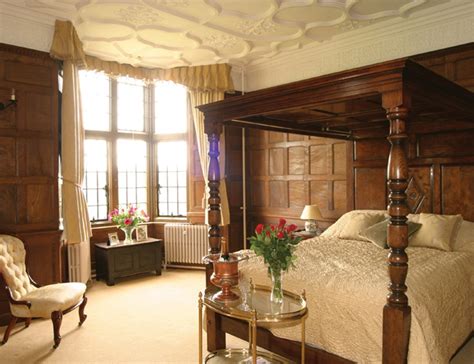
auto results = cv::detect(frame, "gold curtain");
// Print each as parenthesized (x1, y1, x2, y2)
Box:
(189, 91, 230, 225)
(50, 20, 233, 230)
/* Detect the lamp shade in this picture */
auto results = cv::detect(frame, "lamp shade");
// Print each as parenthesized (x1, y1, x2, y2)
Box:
(300, 205, 322, 220)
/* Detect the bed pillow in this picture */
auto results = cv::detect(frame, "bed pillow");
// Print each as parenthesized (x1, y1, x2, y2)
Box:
(360, 218, 422, 249)
(409, 213, 462, 251)
(452, 220, 474, 253)
(321, 210, 387, 238)
(338, 212, 386, 241)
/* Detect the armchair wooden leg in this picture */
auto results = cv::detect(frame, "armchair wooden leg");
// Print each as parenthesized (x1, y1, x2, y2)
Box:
(51, 311, 63, 349)
(25, 318, 32, 328)
(79, 296, 88, 326)
(2, 317, 17, 344)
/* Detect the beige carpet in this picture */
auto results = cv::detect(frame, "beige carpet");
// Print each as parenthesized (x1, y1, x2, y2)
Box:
(0, 269, 472, 363)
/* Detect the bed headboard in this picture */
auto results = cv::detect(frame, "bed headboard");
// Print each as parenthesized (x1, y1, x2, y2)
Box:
(351, 130, 474, 221)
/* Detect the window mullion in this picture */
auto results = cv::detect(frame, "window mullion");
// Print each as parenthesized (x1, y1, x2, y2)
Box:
(110, 78, 119, 212)
(147, 84, 156, 220)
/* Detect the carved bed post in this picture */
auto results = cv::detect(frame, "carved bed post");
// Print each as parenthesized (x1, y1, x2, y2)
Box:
(383, 105, 411, 364)
(204, 121, 226, 352)
(207, 127, 223, 256)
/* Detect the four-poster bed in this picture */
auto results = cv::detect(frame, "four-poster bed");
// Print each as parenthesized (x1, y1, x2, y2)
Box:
(197, 58, 474, 363)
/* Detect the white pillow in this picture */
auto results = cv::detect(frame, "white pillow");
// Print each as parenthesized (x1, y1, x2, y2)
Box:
(452, 220, 474, 253)
(321, 210, 388, 239)
(409, 213, 462, 251)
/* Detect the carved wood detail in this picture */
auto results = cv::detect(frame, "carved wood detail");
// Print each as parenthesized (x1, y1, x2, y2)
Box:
(383, 106, 411, 364)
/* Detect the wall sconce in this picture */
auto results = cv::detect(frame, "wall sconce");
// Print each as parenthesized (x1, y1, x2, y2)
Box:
(300, 204, 323, 234)
(0, 89, 17, 111)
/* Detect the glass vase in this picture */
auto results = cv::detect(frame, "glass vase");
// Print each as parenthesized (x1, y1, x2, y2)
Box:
(121, 226, 135, 244)
(270, 268, 283, 304)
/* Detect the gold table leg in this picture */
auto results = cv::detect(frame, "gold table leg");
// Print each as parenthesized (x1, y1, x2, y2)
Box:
(198, 292, 203, 364)
(252, 309, 257, 364)
(301, 315, 306, 363)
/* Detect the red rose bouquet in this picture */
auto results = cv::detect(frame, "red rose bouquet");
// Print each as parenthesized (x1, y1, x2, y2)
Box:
(249, 218, 302, 303)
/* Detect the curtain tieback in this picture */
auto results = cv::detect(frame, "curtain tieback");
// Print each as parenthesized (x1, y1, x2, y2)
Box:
(59, 176, 82, 188)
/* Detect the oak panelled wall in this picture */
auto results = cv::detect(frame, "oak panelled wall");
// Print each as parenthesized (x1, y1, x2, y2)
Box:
(0, 44, 61, 325)
(247, 129, 348, 230)
(247, 44, 474, 230)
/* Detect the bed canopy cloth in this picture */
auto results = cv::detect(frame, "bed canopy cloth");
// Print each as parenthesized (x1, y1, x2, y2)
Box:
(197, 58, 474, 364)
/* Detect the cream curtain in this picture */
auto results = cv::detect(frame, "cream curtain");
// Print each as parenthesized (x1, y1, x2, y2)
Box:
(61, 61, 92, 283)
(50, 20, 233, 237)
(51, 20, 92, 283)
(189, 91, 230, 225)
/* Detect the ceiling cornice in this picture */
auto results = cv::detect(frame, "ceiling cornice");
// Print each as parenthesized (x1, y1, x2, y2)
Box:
(241, 1, 474, 91)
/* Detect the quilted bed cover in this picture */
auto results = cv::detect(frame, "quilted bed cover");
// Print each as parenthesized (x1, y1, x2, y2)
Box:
(238, 237, 474, 363)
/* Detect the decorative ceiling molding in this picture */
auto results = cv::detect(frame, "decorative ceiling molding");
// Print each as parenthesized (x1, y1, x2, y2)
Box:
(242, 1, 474, 91)
(0, 0, 472, 93)
(0, 0, 461, 69)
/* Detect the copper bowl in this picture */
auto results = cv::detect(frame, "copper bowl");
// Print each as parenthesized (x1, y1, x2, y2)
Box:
(203, 253, 248, 302)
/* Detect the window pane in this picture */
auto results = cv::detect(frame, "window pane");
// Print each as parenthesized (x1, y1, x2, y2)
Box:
(157, 141, 187, 216)
(117, 77, 145, 132)
(117, 139, 147, 212)
(155, 81, 187, 134)
(84, 139, 108, 221)
(137, 172, 147, 188)
(79, 71, 110, 131)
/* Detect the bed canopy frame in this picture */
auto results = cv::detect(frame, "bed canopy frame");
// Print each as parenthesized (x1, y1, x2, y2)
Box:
(197, 58, 474, 364)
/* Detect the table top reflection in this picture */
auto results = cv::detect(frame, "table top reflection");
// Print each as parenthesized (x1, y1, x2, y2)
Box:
(203, 283, 307, 324)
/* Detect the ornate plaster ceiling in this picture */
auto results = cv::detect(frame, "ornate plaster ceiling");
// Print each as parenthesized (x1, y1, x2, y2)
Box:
(7, 0, 451, 68)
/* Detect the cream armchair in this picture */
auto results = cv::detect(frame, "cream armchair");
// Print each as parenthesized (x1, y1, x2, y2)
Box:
(0, 235, 87, 348)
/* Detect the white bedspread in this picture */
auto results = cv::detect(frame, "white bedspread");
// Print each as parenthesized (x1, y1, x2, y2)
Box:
(238, 237, 474, 363)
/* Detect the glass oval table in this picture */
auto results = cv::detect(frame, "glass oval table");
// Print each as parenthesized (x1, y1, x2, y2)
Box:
(198, 282, 308, 363)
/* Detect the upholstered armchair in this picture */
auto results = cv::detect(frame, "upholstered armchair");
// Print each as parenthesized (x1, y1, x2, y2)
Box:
(0, 235, 87, 348)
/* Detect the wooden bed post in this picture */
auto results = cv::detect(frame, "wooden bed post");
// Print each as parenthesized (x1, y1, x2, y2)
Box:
(204, 121, 226, 351)
(383, 104, 411, 364)
(207, 124, 223, 256)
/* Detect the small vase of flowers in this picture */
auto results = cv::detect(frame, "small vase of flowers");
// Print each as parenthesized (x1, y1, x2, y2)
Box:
(249, 218, 301, 304)
(108, 205, 149, 244)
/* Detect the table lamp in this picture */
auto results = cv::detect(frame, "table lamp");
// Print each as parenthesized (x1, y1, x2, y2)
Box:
(300, 205, 323, 233)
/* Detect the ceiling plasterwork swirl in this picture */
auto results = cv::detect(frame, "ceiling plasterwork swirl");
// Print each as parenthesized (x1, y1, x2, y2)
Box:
(16, 0, 451, 68)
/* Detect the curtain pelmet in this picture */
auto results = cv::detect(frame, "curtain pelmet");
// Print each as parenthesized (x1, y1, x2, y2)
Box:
(50, 20, 233, 92)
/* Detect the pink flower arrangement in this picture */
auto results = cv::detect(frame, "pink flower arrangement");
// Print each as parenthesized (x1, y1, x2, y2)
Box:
(108, 204, 149, 228)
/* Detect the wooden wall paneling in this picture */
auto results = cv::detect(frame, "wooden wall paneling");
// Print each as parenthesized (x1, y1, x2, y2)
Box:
(354, 167, 387, 210)
(0, 87, 16, 129)
(225, 125, 244, 252)
(269, 181, 288, 208)
(247, 128, 348, 229)
(0, 185, 16, 224)
(417, 131, 474, 158)
(187, 119, 205, 223)
(0, 44, 60, 326)
(441, 165, 474, 221)
(269, 148, 286, 175)
(0, 136, 16, 175)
